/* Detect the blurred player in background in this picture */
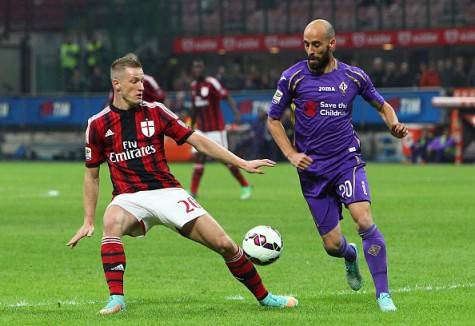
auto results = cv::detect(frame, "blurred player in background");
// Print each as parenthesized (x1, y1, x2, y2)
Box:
(189, 58, 252, 200)
(267, 19, 408, 312)
(67, 54, 297, 315)
(109, 53, 166, 104)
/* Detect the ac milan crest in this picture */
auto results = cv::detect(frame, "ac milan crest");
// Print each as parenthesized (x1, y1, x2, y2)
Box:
(140, 120, 155, 137)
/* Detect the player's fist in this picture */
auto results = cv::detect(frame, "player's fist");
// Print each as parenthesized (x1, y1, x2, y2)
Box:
(391, 123, 408, 138)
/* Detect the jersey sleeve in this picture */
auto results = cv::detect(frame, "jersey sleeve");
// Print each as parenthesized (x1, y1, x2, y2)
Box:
(157, 103, 194, 145)
(358, 69, 385, 108)
(84, 118, 106, 167)
(207, 77, 229, 99)
(268, 74, 292, 120)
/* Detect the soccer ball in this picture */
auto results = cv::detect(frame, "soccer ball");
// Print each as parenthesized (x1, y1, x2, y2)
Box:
(242, 225, 283, 266)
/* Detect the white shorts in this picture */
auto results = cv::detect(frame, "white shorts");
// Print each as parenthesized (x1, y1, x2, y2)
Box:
(191, 130, 228, 153)
(107, 188, 208, 235)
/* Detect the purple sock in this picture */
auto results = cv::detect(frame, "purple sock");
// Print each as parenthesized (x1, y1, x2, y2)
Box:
(326, 236, 356, 262)
(359, 225, 389, 297)
(340, 236, 357, 262)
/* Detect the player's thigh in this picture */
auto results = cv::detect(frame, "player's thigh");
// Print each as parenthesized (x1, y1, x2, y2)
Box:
(334, 165, 373, 229)
(181, 213, 237, 255)
(321, 223, 344, 250)
(103, 204, 141, 237)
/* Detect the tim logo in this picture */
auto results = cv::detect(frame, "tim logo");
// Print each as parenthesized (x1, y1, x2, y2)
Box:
(303, 101, 319, 117)
(141, 120, 155, 137)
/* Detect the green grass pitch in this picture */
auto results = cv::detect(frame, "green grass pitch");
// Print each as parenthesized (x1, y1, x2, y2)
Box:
(1, 162, 474, 325)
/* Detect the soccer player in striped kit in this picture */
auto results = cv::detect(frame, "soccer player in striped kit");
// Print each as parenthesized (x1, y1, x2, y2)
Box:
(67, 54, 297, 314)
(267, 20, 408, 312)
(189, 59, 252, 200)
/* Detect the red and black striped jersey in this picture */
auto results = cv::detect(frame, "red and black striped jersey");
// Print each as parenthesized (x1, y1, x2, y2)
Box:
(191, 76, 228, 132)
(85, 101, 193, 196)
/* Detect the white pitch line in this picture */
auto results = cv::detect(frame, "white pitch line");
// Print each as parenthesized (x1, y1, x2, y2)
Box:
(2, 283, 474, 308)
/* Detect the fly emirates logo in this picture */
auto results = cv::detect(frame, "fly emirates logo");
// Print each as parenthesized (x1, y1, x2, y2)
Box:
(109, 141, 156, 163)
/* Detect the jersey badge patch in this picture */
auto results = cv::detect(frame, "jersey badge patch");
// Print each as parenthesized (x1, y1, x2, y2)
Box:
(339, 81, 348, 96)
(85, 147, 92, 161)
(141, 120, 155, 137)
(272, 90, 283, 104)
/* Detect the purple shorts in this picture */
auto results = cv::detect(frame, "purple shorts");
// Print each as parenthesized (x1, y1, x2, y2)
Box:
(299, 165, 371, 236)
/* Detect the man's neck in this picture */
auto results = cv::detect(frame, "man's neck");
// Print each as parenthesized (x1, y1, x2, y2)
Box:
(112, 95, 133, 111)
(308, 57, 337, 75)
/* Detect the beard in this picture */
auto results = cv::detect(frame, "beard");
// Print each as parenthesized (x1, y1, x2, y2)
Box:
(308, 47, 331, 72)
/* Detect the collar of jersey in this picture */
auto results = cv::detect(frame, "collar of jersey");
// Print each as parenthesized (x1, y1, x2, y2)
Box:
(109, 102, 141, 114)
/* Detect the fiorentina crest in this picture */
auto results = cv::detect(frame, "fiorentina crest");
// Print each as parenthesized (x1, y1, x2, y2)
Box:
(140, 120, 155, 137)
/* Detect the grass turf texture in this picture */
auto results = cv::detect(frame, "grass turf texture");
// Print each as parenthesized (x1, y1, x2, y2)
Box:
(0, 162, 474, 325)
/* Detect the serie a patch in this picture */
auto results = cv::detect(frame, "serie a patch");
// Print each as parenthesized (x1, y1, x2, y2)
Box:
(272, 90, 283, 104)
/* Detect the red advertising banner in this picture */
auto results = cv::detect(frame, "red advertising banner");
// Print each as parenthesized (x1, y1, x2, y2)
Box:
(173, 27, 475, 54)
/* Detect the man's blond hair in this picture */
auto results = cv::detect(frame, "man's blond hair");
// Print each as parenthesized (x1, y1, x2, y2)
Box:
(110, 54, 142, 80)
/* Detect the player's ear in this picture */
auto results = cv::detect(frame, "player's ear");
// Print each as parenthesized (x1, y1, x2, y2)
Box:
(112, 78, 121, 92)
(329, 37, 336, 51)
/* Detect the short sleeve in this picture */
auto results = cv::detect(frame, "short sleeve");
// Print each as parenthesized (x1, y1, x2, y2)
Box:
(207, 77, 229, 99)
(84, 119, 106, 167)
(359, 69, 385, 108)
(157, 103, 194, 145)
(268, 74, 292, 120)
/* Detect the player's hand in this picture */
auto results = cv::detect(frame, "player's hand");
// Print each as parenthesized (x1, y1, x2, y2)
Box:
(391, 123, 409, 138)
(241, 159, 276, 174)
(288, 152, 313, 170)
(67, 223, 94, 248)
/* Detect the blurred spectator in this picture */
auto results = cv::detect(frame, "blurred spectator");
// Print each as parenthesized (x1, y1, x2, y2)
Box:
(244, 64, 264, 89)
(438, 59, 453, 89)
(215, 65, 229, 88)
(395, 61, 414, 87)
(427, 127, 455, 163)
(370, 57, 385, 87)
(85, 34, 105, 73)
(226, 63, 245, 90)
(410, 128, 432, 163)
(383, 61, 399, 87)
(452, 56, 469, 87)
(60, 35, 80, 91)
(418, 61, 440, 87)
(172, 69, 192, 91)
(89, 66, 110, 93)
(469, 58, 475, 87)
(67, 69, 88, 93)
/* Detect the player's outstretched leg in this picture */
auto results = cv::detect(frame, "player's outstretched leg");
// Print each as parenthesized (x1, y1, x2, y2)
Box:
(99, 236, 126, 314)
(359, 224, 396, 312)
(225, 163, 252, 200)
(225, 247, 298, 308)
(190, 163, 204, 198)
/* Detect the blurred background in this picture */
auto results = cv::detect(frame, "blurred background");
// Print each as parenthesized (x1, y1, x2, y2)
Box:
(1, 0, 475, 164)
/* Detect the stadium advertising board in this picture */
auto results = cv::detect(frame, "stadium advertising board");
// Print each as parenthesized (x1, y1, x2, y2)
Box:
(0, 90, 441, 126)
(173, 27, 475, 53)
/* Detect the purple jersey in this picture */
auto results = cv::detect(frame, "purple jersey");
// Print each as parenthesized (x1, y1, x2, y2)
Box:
(268, 60, 384, 174)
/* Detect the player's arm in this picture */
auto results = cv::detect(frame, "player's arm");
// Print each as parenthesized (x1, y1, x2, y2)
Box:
(267, 116, 313, 169)
(374, 101, 408, 138)
(186, 131, 275, 173)
(67, 166, 100, 248)
(226, 94, 241, 123)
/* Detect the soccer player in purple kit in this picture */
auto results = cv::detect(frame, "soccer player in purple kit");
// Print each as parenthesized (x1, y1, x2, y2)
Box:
(267, 19, 408, 312)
